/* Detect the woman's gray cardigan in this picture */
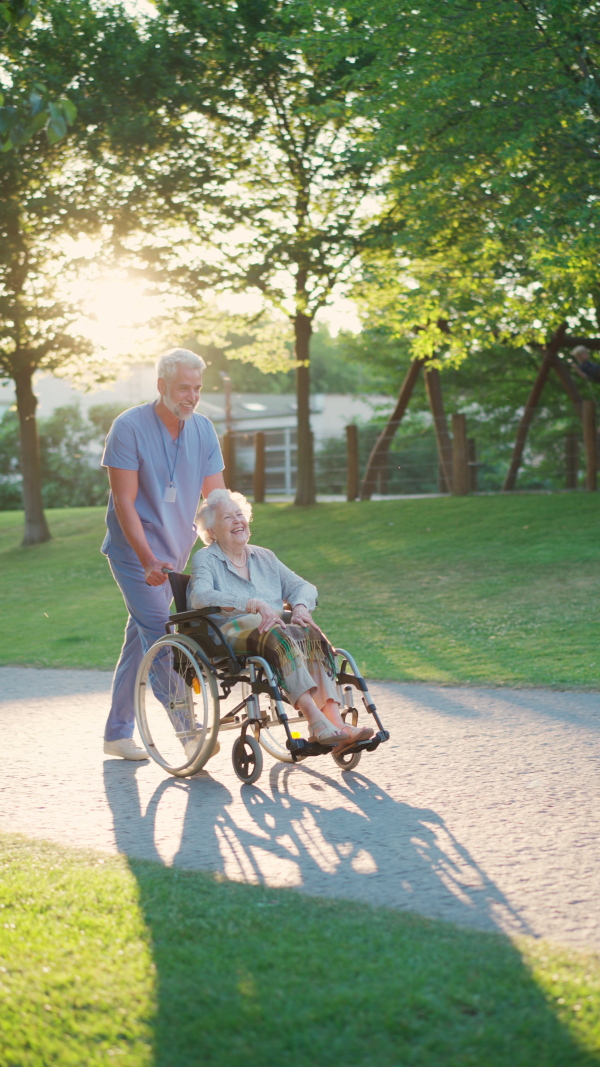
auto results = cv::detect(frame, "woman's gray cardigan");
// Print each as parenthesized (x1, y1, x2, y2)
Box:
(187, 542, 318, 624)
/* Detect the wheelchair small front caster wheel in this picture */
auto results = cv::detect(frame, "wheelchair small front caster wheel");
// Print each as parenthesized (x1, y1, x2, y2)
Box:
(332, 748, 362, 772)
(232, 735, 263, 784)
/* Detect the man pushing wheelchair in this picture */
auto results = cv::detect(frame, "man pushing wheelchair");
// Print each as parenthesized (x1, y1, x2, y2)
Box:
(101, 348, 386, 776)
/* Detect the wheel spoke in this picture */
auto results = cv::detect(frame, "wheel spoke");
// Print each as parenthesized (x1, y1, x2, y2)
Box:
(135, 636, 218, 775)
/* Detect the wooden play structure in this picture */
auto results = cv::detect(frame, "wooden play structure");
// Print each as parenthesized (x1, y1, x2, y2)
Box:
(359, 324, 600, 499)
(359, 358, 470, 500)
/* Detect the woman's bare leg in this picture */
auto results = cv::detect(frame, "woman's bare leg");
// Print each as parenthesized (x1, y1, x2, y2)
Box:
(320, 698, 346, 729)
(320, 697, 374, 739)
(295, 692, 345, 740)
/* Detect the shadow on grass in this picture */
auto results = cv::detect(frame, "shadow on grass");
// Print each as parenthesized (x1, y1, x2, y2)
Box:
(104, 762, 596, 1066)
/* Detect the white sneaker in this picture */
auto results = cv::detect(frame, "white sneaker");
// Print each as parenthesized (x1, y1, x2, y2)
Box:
(184, 738, 220, 762)
(104, 738, 148, 761)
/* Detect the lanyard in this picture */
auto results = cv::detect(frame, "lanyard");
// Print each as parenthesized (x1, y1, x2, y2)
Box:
(153, 405, 183, 488)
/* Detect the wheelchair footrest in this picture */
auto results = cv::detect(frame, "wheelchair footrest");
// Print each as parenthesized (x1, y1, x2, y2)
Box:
(286, 729, 389, 759)
(362, 729, 390, 752)
(286, 738, 331, 758)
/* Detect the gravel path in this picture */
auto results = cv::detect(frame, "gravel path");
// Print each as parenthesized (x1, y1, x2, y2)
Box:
(1, 666, 598, 950)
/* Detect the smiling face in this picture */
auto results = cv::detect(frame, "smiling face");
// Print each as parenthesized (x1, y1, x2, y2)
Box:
(210, 501, 250, 555)
(158, 364, 202, 421)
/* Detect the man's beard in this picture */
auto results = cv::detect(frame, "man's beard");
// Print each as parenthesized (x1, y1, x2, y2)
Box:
(163, 389, 197, 421)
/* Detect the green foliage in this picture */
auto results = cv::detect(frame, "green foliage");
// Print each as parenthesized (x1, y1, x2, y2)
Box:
(87, 402, 129, 441)
(0, 0, 38, 30)
(0, 1, 77, 151)
(276, 1, 600, 362)
(148, 0, 380, 309)
(38, 404, 110, 508)
(0, 406, 21, 508)
(1, 833, 599, 1066)
(0, 0, 162, 387)
(195, 322, 384, 395)
(0, 402, 123, 510)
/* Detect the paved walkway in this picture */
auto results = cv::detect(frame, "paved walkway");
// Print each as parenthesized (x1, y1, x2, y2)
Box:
(0, 667, 598, 950)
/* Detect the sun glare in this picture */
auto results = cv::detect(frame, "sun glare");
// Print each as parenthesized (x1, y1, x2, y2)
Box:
(74, 275, 164, 363)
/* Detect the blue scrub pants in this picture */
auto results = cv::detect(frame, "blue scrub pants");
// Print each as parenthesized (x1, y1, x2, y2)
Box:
(105, 557, 173, 742)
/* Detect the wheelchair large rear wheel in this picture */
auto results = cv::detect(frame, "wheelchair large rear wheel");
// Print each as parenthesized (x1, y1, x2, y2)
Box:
(135, 634, 219, 777)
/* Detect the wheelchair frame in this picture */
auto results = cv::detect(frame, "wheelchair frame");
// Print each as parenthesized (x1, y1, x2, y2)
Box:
(133, 572, 390, 783)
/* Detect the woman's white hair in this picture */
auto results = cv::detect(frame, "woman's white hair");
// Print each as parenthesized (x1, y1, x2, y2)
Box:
(156, 347, 206, 382)
(196, 489, 253, 545)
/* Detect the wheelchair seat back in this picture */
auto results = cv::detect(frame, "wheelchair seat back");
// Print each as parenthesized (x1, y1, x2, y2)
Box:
(166, 571, 239, 672)
(167, 571, 191, 614)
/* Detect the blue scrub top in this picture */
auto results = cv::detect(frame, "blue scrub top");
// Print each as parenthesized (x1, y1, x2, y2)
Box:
(101, 401, 224, 572)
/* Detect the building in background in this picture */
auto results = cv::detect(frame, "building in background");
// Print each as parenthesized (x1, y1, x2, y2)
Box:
(1, 364, 391, 496)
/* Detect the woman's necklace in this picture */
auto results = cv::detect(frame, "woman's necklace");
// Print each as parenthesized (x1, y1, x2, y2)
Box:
(224, 547, 248, 568)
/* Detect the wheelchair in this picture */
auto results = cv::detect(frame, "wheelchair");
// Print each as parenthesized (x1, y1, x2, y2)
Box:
(133, 572, 390, 784)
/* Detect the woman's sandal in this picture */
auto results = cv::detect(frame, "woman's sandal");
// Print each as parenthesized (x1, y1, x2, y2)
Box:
(308, 723, 348, 747)
(332, 726, 374, 756)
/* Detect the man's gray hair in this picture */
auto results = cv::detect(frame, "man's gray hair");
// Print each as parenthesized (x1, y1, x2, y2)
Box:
(156, 347, 206, 382)
(197, 489, 253, 545)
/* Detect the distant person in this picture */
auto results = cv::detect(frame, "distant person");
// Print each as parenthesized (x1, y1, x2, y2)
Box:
(101, 348, 225, 760)
(572, 345, 600, 383)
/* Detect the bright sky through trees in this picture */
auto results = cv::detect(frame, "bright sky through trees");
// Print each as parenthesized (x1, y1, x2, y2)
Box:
(63, 269, 361, 365)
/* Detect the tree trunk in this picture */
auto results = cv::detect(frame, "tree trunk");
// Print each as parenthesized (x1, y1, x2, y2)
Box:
(582, 400, 597, 492)
(360, 358, 424, 500)
(551, 356, 583, 416)
(425, 366, 453, 492)
(502, 324, 566, 492)
(14, 369, 51, 545)
(452, 413, 469, 495)
(294, 312, 315, 506)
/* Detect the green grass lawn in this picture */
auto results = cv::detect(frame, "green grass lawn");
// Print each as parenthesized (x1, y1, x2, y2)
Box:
(0, 833, 598, 1067)
(1, 495, 599, 686)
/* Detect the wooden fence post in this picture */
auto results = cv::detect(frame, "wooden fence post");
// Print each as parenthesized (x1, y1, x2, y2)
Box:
(468, 437, 478, 493)
(346, 424, 359, 501)
(222, 431, 235, 491)
(425, 367, 453, 492)
(254, 431, 265, 503)
(565, 431, 579, 490)
(452, 414, 469, 495)
(582, 400, 597, 491)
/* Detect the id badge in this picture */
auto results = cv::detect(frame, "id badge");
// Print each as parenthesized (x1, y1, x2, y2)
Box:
(164, 486, 177, 503)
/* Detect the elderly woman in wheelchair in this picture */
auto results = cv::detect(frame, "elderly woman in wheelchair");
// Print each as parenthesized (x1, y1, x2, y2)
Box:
(133, 489, 389, 782)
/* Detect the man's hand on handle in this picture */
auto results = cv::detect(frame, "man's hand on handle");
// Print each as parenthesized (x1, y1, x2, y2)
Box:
(144, 560, 173, 586)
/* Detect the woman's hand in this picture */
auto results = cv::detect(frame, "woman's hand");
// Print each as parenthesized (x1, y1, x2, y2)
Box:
(290, 604, 317, 629)
(248, 599, 286, 634)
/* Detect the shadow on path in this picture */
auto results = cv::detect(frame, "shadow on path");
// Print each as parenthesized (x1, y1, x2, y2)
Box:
(101, 761, 595, 1067)
(104, 758, 528, 935)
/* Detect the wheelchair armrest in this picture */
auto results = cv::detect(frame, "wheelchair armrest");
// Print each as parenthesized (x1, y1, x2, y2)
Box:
(169, 606, 222, 624)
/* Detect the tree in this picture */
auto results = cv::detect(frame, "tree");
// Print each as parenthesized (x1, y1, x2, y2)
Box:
(1, 0, 76, 151)
(284, 0, 600, 491)
(0, 401, 125, 509)
(0, 0, 162, 543)
(137, 0, 382, 504)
